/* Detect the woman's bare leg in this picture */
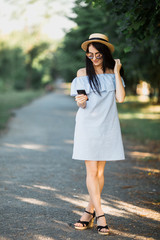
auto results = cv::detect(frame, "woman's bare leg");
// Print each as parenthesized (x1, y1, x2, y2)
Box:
(74, 161, 96, 227)
(85, 161, 105, 213)
(85, 161, 108, 233)
(86, 161, 106, 211)
(75, 161, 109, 233)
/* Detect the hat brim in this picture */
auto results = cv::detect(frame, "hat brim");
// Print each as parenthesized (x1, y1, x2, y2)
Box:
(81, 40, 114, 53)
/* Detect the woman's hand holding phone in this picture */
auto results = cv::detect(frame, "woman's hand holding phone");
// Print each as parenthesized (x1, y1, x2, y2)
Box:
(75, 89, 88, 108)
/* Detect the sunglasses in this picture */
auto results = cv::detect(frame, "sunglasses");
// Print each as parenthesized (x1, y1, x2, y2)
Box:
(86, 52, 103, 60)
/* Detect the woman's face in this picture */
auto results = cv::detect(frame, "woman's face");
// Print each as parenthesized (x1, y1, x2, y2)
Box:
(87, 44, 103, 67)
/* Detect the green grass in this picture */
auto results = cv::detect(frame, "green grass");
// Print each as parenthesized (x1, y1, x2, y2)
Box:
(117, 96, 160, 143)
(0, 90, 45, 130)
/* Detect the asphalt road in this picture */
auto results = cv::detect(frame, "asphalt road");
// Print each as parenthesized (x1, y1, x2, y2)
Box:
(0, 91, 159, 240)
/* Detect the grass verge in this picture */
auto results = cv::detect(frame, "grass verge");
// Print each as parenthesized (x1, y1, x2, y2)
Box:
(0, 90, 45, 130)
(118, 96, 160, 143)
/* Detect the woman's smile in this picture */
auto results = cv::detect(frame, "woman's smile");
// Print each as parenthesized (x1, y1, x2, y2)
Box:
(93, 59, 99, 64)
(92, 59, 102, 66)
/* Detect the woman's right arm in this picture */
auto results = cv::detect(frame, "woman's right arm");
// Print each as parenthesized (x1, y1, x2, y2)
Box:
(75, 68, 88, 109)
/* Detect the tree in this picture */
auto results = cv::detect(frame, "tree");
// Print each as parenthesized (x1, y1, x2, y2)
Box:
(0, 30, 56, 91)
(0, 42, 27, 90)
(25, 41, 50, 89)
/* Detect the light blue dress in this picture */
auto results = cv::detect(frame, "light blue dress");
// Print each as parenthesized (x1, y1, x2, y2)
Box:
(70, 73, 126, 161)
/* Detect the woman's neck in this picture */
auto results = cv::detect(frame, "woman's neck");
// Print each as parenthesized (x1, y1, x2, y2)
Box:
(94, 65, 103, 74)
(94, 66, 114, 74)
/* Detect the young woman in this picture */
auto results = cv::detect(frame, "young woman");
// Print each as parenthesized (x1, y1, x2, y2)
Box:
(70, 33, 126, 235)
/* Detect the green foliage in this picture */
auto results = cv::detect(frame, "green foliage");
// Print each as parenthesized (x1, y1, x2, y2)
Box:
(0, 43, 27, 91)
(25, 41, 51, 89)
(112, 0, 160, 42)
(0, 30, 57, 91)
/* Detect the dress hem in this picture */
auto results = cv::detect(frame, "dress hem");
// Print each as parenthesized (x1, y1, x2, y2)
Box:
(72, 157, 125, 161)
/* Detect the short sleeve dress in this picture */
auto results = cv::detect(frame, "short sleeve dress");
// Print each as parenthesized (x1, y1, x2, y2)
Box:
(70, 73, 126, 161)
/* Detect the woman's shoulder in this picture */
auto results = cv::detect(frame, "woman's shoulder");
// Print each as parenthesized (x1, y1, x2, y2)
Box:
(77, 68, 87, 77)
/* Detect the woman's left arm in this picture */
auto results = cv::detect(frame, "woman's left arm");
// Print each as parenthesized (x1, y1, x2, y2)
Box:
(114, 59, 125, 103)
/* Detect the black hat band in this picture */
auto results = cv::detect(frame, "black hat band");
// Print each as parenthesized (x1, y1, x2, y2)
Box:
(88, 37, 109, 43)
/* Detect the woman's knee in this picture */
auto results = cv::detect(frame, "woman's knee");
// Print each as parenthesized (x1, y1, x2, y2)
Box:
(97, 161, 106, 178)
(97, 169, 104, 179)
(85, 161, 98, 178)
(88, 169, 98, 178)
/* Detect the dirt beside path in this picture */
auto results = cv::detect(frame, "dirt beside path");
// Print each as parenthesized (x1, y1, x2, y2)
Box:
(0, 91, 159, 240)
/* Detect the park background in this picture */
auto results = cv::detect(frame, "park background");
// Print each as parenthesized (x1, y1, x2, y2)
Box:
(0, 1, 160, 239)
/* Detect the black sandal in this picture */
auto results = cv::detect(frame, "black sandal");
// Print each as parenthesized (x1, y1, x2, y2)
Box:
(74, 210, 95, 230)
(96, 214, 110, 235)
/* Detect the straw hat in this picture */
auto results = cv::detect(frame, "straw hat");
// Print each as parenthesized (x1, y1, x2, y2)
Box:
(81, 33, 114, 53)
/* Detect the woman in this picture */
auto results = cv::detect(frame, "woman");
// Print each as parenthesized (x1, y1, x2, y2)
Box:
(70, 33, 126, 235)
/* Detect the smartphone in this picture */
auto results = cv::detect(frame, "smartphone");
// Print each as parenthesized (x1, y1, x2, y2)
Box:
(77, 89, 89, 101)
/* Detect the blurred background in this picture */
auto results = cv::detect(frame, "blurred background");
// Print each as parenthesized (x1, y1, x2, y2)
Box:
(0, 0, 160, 146)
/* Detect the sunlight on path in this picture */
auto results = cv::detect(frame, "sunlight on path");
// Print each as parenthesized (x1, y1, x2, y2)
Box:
(55, 193, 160, 222)
(111, 229, 155, 240)
(34, 235, 56, 240)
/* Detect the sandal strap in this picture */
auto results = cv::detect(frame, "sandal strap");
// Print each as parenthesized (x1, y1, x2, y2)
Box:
(75, 210, 95, 227)
(85, 210, 95, 217)
(96, 214, 105, 220)
(97, 225, 109, 231)
(77, 220, 89, 227)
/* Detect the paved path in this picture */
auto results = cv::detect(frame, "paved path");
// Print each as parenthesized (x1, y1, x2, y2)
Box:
(0, 91, 159, 240)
